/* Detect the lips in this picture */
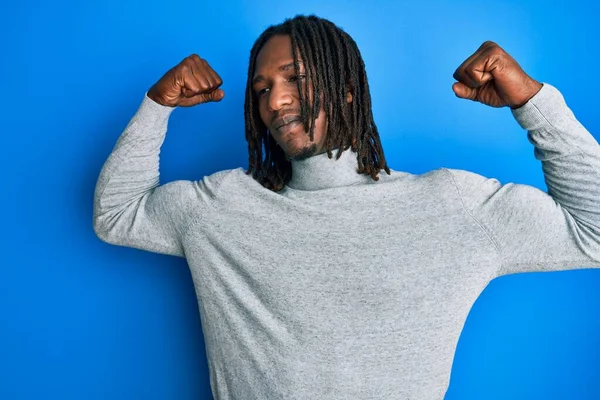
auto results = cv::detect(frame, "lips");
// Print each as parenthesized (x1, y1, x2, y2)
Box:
(273, 115, 302, 131)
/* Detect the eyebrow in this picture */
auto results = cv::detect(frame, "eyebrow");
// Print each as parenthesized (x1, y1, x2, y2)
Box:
(252, 61, 304, 86)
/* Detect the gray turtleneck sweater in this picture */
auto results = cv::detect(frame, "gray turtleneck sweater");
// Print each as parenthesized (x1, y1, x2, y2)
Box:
(93, 83, 600, 399)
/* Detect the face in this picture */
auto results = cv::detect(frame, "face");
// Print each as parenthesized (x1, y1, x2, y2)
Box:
(252, 35, 351, 161)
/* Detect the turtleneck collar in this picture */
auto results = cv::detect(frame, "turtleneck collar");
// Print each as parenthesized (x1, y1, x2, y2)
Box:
(286, 147, 370, 191)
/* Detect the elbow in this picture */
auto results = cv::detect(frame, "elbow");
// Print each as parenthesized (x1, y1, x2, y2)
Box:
(93, 215, 126, 248)
(93, 213, 112, 244)
(93, 188, 110, 242)
(93, 191, 122, 244)
(93, 203, 120, 245)
(572, 215, 600, 263)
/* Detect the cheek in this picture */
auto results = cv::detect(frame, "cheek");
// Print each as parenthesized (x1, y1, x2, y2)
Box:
(314, 110, 328, 140)
(257, 99, 269, 128)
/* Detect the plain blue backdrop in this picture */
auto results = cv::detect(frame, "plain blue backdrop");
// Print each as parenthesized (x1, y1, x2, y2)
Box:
(2, 0, 600, 399)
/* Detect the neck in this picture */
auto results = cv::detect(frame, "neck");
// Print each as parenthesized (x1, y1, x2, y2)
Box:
(287, 147, 369, 191)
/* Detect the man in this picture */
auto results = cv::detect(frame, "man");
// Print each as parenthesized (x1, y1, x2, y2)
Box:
(93, 14, 600, 400)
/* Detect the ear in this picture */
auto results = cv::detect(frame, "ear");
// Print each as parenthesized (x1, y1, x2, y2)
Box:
(346, 90, 353, 103)
(345, 82, 354, 103)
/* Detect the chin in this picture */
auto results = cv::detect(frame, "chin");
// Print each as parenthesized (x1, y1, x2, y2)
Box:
(284, 142, 318, 161)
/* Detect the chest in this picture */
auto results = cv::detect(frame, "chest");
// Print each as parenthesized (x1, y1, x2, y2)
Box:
(184, 182, 499, 333)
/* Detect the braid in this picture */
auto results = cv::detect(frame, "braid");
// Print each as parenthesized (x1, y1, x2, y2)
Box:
(244, 15, 390, 191)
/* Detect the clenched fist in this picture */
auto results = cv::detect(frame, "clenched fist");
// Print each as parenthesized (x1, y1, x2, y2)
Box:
(147, 54, 224, 107)
(452, 41, 543, 109)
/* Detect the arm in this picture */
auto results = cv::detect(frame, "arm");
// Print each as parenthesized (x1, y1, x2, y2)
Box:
(93, 95, 225, 257)
(446, 83, 600, 275)
(93, 54, 227, 257)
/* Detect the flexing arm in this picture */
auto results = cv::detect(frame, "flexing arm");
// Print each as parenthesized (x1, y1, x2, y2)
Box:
(448, 41, 600, 275)
(93, 55, 226, 257)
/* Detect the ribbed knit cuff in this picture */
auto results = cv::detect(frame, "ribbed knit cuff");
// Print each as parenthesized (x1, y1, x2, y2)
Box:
(511, 83, 567, 131)
(132, 92, 177, 130)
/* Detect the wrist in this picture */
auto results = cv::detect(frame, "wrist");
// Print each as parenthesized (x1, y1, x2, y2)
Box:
(510, 79, 543, 110)
(147, 86, 173, 107)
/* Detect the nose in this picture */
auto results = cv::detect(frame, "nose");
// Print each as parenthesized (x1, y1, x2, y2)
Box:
(267, 84, 293, 112)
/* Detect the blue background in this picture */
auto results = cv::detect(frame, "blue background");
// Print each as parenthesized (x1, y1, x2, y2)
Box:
(2, 0, 599, 399)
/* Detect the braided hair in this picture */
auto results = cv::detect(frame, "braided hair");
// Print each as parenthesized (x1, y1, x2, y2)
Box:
(244, 14, 390, 191)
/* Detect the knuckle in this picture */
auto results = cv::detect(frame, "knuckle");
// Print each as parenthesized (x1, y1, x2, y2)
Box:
(180, 63, 191, 75)
(187, 76, 199, 88)
(490, 46, 504, 56)
(485, 47, 503, 59)
(199, 81, 211, 91)
(485, 42, 502, 53)
(180, 59, 193, 71)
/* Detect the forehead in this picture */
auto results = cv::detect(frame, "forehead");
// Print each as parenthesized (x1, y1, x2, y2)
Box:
(255, 34, 300, 72)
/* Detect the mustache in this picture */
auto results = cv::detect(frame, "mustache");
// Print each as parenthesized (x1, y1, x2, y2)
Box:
(271, 110, 303, 131)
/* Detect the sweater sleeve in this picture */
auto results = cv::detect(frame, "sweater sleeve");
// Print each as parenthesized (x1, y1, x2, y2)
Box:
(93, 93, 228, 258)
(444, 83, 600, 276)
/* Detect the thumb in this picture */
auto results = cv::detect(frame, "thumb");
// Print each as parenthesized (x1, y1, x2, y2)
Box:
(209, 89, 225, 102)
(452, 82, 477, 101)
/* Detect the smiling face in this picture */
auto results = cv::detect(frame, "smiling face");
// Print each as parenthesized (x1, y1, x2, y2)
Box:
(252, 34, 329, 161)
(243, 15, 388, 192)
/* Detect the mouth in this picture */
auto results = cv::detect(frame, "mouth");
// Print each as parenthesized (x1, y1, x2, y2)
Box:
(276, 120, 303, 135)
(273, 116, 302, 132)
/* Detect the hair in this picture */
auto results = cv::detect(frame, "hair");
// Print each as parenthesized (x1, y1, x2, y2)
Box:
(244, 14, 390, 191)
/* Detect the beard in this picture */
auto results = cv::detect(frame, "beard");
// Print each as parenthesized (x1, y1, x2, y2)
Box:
(284, 141, 318, 161)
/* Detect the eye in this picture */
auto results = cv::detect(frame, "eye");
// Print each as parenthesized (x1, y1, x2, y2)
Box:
(256, 87, 270, 96)
(289, 74, 306, 83)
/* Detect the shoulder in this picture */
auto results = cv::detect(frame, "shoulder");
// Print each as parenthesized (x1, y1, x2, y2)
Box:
(440, 167, 500, 187)
(157, 168, 242, 208)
